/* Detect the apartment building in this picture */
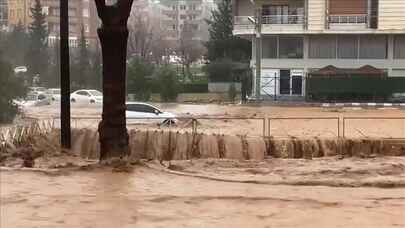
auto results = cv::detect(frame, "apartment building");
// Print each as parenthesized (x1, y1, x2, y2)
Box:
(233, 0, 405, 98)
(0, 0, 8, 29)
(159, 0, 215, 43)
(7, 0, 30, 28)
(6, 0, 99, 48)
(41, 0, 99, 48)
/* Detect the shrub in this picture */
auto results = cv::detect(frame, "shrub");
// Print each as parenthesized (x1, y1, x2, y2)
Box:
(0, 52, 26, 123)
(203, 58, 235, 82)
(228, 83, 237, 102)
(154, 65, 180, 102)
(181, 83, 208, 93)
(127, 57, 154, 101)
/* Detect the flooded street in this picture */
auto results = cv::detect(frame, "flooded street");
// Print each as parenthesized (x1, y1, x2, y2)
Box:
(2, 158, 405, 228)
(22, 103, 405, 138)
(2, 103, 405, 227)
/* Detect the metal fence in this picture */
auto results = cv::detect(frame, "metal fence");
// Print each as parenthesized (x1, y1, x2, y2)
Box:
(342, 117, 405, 139)
(268, 117, 340, 138)
(0, 119, 55, 149)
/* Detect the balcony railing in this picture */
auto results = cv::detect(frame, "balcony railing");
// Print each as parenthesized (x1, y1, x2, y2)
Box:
(262, 15, 305, 24)
(328, 14, 367, 24)
(234, 15, 305, 25)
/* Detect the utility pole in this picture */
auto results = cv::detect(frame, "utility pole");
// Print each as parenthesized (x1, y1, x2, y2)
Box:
(60, 0, 71, 149)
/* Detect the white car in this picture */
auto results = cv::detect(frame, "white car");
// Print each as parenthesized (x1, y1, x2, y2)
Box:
(126, 102, 176, 125)
(70, 90, 103, 104)
(28, 87, 47, 95)
(46, 88, 61, 101)
(17, 92, 51, 107)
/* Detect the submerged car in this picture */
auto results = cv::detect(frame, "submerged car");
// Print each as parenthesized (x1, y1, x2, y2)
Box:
(46, 88, 61, 101)
(70, 90, 103, 104)
(16, 92, 51, 107)
(28, 87, 47, 95)
(126, 102, 176, 125)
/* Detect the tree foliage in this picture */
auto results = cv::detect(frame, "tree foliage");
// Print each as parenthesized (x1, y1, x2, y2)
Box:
(128, 8, 169, 64)
(127, 57, 154, 101)
(154, 65, 179, 102)
(71, 26, 91, 89)
(0, 52, 26, 123)
(25, 0, 49, 84)
(203, 58, 235, 82)
(4, 22, 28, 66)
(205, 0, 251, 62)
(178, 22, 205, 79)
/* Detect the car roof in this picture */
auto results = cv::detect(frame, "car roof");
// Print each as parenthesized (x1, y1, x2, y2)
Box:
(126, 102, 160, 109)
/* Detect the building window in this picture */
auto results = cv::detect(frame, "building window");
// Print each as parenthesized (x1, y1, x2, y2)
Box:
(309, 35, 336, 59)
(82, 8, 89, 17)
(338, 35, 358, 59)
(180, 14, 186, 19)
(84, 24, 90, 33)
(279, 37, 303, 59)
(42, 6, 49, 16)
(262, 36, 277, 59)
(394, 35, 405, 59)
(359, 35, 387, 59)
(180, 5, 186, 10)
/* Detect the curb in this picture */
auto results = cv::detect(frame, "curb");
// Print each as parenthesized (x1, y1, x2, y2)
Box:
(321, 103, 405, 108)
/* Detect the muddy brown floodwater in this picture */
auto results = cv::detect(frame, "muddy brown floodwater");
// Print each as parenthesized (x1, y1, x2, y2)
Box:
(2, 157, 405, 228)
(2, 103, 404, 227)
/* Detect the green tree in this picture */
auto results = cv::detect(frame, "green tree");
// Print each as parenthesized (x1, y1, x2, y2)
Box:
(203, 58, 234, 82)
(25, 0, 49, 85)
(205, 0, 251, 62)
(0, 51, 26, 123)
(76, 25, 90, 88)
(127, 57, 154, 101)
(5, 22, 28, 66)
(44, 41, 60, 88)
(88, 44, 102, 90)
(154, 65, 179, 102)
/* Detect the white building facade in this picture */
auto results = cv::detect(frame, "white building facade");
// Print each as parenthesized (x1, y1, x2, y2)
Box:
(233, 0, 405, 98)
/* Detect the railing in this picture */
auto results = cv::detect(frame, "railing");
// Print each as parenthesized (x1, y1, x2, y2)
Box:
(234, 16, 254, 25)
(262, 15, 305, 24)
(328, 14, 367, 24)
(342, 117, 405, 139)
(268, 117, 340, 138)
(234, 15, 305, 25)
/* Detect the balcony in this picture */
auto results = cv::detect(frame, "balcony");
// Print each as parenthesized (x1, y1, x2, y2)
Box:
(233, 14, 305, 35)
(328, 14, 369, 30)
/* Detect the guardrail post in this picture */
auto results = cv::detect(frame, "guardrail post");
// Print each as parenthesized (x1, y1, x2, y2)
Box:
(262, 118, 266, 137)
(342, 117, 346, 138)
(192, 118, 197, 135)
(337, 117, 340, 138)
(268, 118, 271, 137)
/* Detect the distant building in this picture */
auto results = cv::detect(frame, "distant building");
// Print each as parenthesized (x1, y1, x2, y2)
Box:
(158, 0, 215, 43)
(0, 0, 8, 29)
(233, 0, 405, 98)
(6, 0, 99, 48)
(40, 0, 99, 48)
(7, 0, 30, 28)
